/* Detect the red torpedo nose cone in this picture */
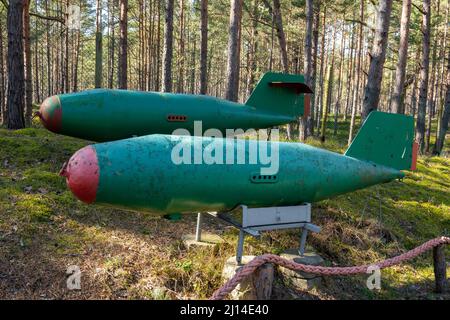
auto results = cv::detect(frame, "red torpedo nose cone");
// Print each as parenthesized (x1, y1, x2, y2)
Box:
(38, 95, 62, 133)
(60, 146, 99, 204)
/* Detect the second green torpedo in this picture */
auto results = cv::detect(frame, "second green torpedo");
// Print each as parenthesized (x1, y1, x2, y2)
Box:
(60, 112, 417, 214)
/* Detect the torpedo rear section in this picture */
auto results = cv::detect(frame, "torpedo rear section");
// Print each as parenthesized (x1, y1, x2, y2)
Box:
(38, 72, 312, 142)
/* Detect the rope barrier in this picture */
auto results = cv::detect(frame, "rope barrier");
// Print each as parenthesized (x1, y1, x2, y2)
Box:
(210, 236, 450, 300)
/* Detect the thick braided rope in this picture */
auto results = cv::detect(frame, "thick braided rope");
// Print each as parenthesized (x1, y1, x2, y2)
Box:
(210, 236, 450, 300)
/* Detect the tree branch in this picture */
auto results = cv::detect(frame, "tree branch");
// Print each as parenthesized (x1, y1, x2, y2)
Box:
(1, 0, 64, 24)
(344, 19, 375, 32)
(29, 11, 65, 24)
(412, 2, 426, 15)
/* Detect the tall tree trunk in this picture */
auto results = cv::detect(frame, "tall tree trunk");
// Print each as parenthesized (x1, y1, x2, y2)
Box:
(162, 0, 174, 92)
(268, 12, 274, 71)
(391, 0, 412, 114)
(246, 0, 258, 98)
(425, 0, 440, 153)
(45, 0, 51, 96)
(432, 50, 449, 155)
(23, 0, 32, 126)
(64, 0, 69, 92)
(415, 0, 431, 152)
(225, 0, 243, 102)
(0, 10, 6, 124)
(73, 27, 80, 92)
(7, 0, 25, 129)
(138, 0, 143, 89)
(268, 0, 288, 73)
(348, 0, 364, 145)
(268, 0, 289, 138)
(300, 0, 313, 141)
(176, 0, 184, 93)
(315, 6, 326, 132)
(155, 0, 161, 91)
(334, 20, 346, 136)
(199, 0, 208, 95)
(190, 37, 196, 94)
(95, 0, 103, 88)
(118, 0, 128, 89)
(434, 2, 448, 150)
(320, 27, 336, 142)
(307, 2, 320, 136)
(361, 0, 393, 119)
(108, 0, 115, 89)
(344, 18, 355, 122)
(33, 1, 40, 103)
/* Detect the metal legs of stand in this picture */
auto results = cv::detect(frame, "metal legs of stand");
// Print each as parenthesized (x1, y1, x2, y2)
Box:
(236, 230, 245, 264)
(195, 213, 203, 242)
(299, 229, 308, 256)
(193, 204, 320, 264)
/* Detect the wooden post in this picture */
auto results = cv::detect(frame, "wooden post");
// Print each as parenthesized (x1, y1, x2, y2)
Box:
(222, 256, 274, 300)
(433, 244, 447, 293)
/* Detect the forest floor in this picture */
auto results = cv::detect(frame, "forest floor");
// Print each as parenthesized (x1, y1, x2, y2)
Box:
(0, 117, 449, 300)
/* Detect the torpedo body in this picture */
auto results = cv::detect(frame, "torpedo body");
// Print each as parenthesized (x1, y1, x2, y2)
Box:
(61, 112, 416, 214)
(38, 72, 311, 142)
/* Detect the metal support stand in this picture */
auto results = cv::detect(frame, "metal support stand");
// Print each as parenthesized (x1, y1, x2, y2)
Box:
(299, 229, 308, 256)
(236, 230, 245, 265)
(195, 213, 203, 242)
(194, 203, 320, 264)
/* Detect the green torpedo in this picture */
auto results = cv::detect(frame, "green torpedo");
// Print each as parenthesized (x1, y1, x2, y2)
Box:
(38, 72, 312, 142)
(61, 112, 417, 214)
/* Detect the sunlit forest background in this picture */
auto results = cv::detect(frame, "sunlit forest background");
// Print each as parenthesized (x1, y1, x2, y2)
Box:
(0, 0, 448, 152)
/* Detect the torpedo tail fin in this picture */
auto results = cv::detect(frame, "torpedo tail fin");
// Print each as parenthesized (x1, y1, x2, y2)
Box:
(245, 72, 313, 119)
(345, 111, 418, 171)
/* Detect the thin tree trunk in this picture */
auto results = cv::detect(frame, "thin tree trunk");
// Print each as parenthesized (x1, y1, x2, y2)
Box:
(434, 2, 448, 150)
(64, 0, 69, 92)
(190, 37, 196, 94)
(268, 0, 288, 73)
(307, 2, 320, 136)
(246, 0, 258, 98)
(391, 0, 412, 114)
(23, 0, 32, 126)
(199, 0, 208, 95)
(334, 20, 346, 136)
(425, 0, 440, 152)
(95, 0, 103, 88)
(268, 12, 274, 71)
(315, 6, 326, 132)
(267, 0, 289, 138)
(300, 0, 313, 141)
(155, 0, 161, 91)
(432, 50, 449, 155)
(108, 0, 115, 89)
(344, 19, 355, 122)
(73, 27, 80, 92)
(45, 0, 51, 96)
(415, 0, 431, 152)
(177, 0, 185, 93)
(348, 1, 364, 145)
(0, 8, 6, 124)
(361, 0, 393, 119)
(7, 0, 25, 129)
(118, 0, 128, 89)
(225, 0, 243, 102)
(320, 26, 336, 142)
(162, 0, 174, 92)
(33, 1, 40, 103)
